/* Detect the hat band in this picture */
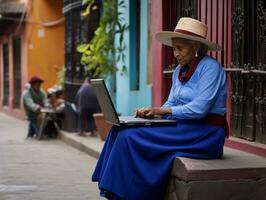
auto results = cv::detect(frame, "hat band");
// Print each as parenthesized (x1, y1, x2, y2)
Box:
(174, 29, 206, 39)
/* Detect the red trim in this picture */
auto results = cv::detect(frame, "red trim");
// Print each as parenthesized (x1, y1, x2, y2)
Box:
(151, 0, 163, 106)
(207, 0, 212, 57)
(212, 0, 218, 59)
(200, 0, 207, 24)
(205, 113, 229, 138)
(174, 29, 206, 39)
(227, 0, 233, 135)
(217, 0, 223, 63)
(225, 139, 266, 158)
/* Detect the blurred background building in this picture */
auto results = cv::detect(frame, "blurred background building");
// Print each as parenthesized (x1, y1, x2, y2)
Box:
(0, 0, 64, 118)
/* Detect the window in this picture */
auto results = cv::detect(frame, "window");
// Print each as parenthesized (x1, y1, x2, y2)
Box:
(129, 0, 140, 90)
(13, 37, 21, 108)
(3, 43, 9, 106)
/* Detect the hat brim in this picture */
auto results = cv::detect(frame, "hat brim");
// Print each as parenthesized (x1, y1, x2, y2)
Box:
(29, 79, 44, 84)
(155, 31, 222, 51)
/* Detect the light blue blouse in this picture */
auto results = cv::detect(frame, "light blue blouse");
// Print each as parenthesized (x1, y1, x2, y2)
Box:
(162, 55, 227, 119)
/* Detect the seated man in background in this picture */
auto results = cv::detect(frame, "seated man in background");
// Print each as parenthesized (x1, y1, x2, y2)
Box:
(22, 75, 47, 138)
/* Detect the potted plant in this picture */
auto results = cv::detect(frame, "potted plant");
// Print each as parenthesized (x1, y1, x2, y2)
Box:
(92, 113, 112, 140)
(77, 0, 127, 140)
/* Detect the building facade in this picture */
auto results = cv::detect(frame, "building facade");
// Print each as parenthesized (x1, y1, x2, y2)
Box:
(0, 0, 64, 118)
(115, 0, 152, 116)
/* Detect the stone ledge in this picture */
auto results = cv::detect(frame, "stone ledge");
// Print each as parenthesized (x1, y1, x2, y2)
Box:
(165, 178, 266, 200)
(166, 147, 266, 200)
(171, 147, 266, 181)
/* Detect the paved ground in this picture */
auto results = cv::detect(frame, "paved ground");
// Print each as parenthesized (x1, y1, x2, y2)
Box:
(0, 112, 103, 200)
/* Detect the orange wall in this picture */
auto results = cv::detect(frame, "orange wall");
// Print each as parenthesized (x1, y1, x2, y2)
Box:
(25, 0, 64, 91)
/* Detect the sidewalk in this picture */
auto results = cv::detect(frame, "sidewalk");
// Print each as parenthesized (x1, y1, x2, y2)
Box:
(0, 112, 102, 200)
(58, 130, 266, 160)
(58, 130, 104, 159)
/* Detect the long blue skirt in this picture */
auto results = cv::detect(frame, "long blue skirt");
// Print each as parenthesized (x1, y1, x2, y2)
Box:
(92, 119, 225, 200)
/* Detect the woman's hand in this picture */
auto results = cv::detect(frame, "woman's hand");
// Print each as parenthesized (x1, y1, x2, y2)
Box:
(135, 107, 172, 118)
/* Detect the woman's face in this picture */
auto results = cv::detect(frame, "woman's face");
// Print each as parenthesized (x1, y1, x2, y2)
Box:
(172, 38, 198, 66)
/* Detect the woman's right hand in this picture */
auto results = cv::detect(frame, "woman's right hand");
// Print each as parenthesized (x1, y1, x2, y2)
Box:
(135, 107, 172, 118)
(135, 107, 150, 118)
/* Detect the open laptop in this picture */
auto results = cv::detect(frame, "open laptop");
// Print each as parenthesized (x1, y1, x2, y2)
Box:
(91, 79, 176, 126)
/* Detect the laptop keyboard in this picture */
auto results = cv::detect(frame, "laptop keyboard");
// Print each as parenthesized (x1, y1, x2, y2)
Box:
(119, 116, 162, 123)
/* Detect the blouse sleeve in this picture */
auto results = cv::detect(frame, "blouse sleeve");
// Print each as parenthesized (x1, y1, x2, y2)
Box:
(162, 69, 178, 108)
(165, 60, 226, 119)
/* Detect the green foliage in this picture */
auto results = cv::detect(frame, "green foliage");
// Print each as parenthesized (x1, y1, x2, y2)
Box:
(81, 0, 98, 16)
(57, 67, 65, 89)
(77, 0, 127, 78)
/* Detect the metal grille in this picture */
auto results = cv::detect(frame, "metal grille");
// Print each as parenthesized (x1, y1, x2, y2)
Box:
(64, 0, 83, 84)
(63, 0, 84, 131)
(63, 0, 100, 91)
(227, 0, 266, 143)
(63, 0, 100, 131)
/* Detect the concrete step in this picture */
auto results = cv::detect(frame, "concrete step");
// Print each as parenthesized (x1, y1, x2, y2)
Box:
(58, 130, 103, 158)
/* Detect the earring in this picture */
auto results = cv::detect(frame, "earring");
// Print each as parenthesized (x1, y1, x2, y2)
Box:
(195, 51, 198, 58)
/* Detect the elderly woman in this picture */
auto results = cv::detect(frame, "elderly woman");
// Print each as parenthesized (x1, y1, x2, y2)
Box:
(92, 17, 227, 200)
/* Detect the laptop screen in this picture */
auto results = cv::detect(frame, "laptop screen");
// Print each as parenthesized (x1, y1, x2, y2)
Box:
(91, 79, 120, 126)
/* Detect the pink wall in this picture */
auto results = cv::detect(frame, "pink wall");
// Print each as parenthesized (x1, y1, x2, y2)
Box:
(150, 0, 163, 106)
(0, 27, 26, 119)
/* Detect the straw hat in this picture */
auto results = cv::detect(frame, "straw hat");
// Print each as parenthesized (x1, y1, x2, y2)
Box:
(155, 17, 222, 51)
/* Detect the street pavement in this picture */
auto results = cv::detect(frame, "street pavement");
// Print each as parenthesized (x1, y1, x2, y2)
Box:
(0, 112, 103, 200)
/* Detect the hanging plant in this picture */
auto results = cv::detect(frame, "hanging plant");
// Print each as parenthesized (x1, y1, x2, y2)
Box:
(57, 67, 66, 89)
(77, 0, 127, 79)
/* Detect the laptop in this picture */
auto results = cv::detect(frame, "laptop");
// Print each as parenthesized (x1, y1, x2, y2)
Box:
(91, 79, 176, 126)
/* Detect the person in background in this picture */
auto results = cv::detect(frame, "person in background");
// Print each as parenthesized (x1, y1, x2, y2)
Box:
(36, 85, 65, 138)
(22, 75, 47, 138)
(92, 17, 228, 200)
(74, 77, 101, 137)
(47, 85, 65, 112)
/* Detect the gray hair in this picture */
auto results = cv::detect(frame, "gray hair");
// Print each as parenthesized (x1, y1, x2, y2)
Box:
(189, 40, 208, 55)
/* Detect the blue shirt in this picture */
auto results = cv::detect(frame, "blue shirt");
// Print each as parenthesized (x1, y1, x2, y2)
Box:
(163, 55, 226, 119)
